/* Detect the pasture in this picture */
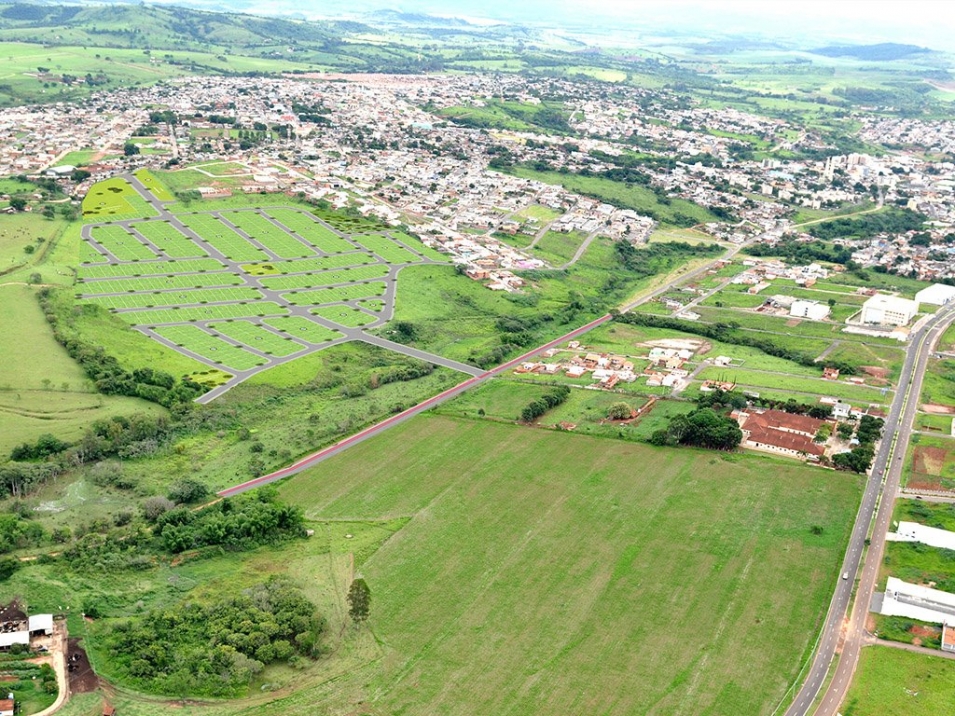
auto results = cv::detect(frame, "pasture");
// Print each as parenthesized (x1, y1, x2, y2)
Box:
(841, 647, 955, 716)
(272, 414, 860, 716)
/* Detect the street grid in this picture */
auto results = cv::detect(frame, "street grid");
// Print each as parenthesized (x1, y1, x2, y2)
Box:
(79, 174, 463, 392)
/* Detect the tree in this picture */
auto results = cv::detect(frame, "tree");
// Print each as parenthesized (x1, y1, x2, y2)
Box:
(347, 578, 371, 624)
(607, 402, 633, 420)
(9, 197, 26, 211)
(124, 142, 140, 156)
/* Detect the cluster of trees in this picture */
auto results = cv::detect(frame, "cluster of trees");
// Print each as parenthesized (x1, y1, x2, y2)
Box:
(744, 239, 854, 265)
(832, 415, 884, 473)
(615, 312, 858, 375)
(649, 408, 743, 450)
(103, 576, 325, 696)
(0, 513, 45, 555)
(37, 289, 204, 407)
(614, 241, 721, 279)
(520, 386, 571, 423)
(808, 209, 926, 240)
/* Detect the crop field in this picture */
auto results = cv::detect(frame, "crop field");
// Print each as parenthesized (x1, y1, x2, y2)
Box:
(282, 281, 387, 306)
(78, 258, 225, 277)
(132, 220, 206, 258)
(351, 233, 419, 264)
(207, 321, 305, 357)
(267, 208, 356, 253)
(78, 272, 241, 293)
(310, 305, 375, 327)
(259, 264, 391, 291)
(269, 414, 860, 716)
(85, 286, 262, 310)
(89, 225, 158, 261)
(154, 325, 266, 370)
(82, 177, 157, 220)
(224, 210, 313, 258)
(841, 647, 955, 716)
(263, 317, 343, 344)
(178, 213, 270, 262)
(119, 302, 289, 326)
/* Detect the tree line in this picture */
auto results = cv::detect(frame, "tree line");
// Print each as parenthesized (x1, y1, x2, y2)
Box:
(521, 385, 571, 423)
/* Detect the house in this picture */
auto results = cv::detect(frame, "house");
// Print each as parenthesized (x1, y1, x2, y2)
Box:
(832, 402, 851, 420)
(28, 614, 53, 637)
(0, 698, 13, 716)
(943, 623, 955, 653)
(822, 367, 840, 381)
(737, 409, 826, 459)
(103, 704, 117, 716)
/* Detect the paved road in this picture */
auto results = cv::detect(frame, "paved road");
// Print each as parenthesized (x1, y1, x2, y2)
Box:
(781, 304, 955, 716)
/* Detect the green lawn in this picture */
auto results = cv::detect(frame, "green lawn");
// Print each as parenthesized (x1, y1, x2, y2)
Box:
(82, 177, 157, 221)
(841, 647, 955, 716)
(269, 414, 860, 716)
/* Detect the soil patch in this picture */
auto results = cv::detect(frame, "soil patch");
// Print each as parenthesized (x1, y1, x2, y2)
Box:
(643, 338, 705, 352)
(786, 319, 801, 327)
(67, 638, 99, 693)
(914, 446, 947, 476)
(861, 366, 889, 381)
(910, 624, 940, 639)
(923, 404, 955, 414)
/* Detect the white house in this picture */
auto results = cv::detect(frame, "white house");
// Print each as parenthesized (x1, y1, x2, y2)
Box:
(790, 299, 830, 321)
(861, 294, 919, 327)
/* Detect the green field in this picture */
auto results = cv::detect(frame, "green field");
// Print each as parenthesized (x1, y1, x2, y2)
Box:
(225, 210, 313, 258)
(89, 225, 159, 261)
(351, 233, 419, 264)
(82, 177, 157, 220)
(263, 317, 343, 344)
(118, 302, 289, 326)
(0, 285, 166, 452)
(258, 264, 390, 291)
(266, 209, 356, 253)
(841, 647, 955, 716)
(263, 414, 861, 715)
(78, 258, 225, 277)
(85, 286, 262, 310)
(208, 320, 305, 357)
(178, 213, 270, 262)
(392, 231, 450, 262)
(310, 305, 376, 327)
(78, 272, 241, 293)
(154, 325, 265, 370)
(133, 220, 206, 258)
(244, 253, 377, 276)
(133, 169, 175, 202)
(283, 281, 386, 306)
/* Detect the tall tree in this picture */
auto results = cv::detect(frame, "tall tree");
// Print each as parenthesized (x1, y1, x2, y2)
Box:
(347, 578, 371, 624)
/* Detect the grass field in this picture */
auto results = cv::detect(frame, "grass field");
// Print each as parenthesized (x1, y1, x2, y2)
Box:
(82, 177, 157, 221)
(258, 264, 390, 291)
(841, 647, 955, 716)
(84, 286, 262, 310)
(310, 305, 376, 327)
(154, 325, 266, 370)
(207, 320, 306, 357)
(261, 414, 862, 716)
(0, 285, 166, 452)
(351, 233, 419, 264)
(89, 225, 159, 262)
(133, 169, 174, 202)
(132, 220, 206, 258)
(224, 210, 313, 258)
(263, 316, 343, 344)
(78, 272, 241, 293)
(282, 281, 386, 306)
(266, 209, 356, 253)
(78, 258, 225, 277)
(177, 213, 270, 262)
(119, 302, 289, 326)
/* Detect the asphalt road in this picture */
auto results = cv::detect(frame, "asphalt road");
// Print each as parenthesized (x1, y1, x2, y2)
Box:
(782, 304, 955, 716)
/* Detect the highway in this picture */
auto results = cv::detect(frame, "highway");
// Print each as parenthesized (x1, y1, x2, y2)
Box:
(782, 303, 955, 716)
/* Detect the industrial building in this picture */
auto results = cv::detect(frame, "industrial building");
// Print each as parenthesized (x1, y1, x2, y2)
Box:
(887, 521, 955, 551)
(880, 576, 955, 625)
(789, 299, 830, 321)
(915, 283, 955, 306)
(860, 294, 919, 327)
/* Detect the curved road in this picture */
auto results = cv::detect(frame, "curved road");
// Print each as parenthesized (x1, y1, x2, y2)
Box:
(782, 304, 955, 716)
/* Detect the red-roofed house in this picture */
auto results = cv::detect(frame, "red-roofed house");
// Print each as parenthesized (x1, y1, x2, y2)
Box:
(737, 409, 826, 459)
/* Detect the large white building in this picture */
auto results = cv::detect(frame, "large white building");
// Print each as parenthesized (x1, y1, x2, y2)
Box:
(887, 521, 955, 551)
(880, 576, 955, 624)
(861, 294, 919, 327)
(915, 283, 955, 307)
(789, 299, 830, 321)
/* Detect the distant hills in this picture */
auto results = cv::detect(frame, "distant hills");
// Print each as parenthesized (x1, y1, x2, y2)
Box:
(809, 43, 930, 61)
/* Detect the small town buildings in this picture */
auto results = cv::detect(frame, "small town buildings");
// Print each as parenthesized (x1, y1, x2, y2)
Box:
(0, 697, 14, 716)
(822, 367, 841, 381)
(943, 623, 955, 653)
(861, 294, 919, 327)
(881, 577, 955, 625)
(790, 299, 830, 321)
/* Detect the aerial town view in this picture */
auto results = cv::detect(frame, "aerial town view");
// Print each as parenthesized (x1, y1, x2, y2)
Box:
(2, 0, 955, 714)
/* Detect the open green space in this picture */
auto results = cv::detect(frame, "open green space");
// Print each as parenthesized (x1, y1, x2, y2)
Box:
(244, 252, 376, 276)
(208, 320, 305, 357)
(266, 209, 356, 254)
(310, 305, 376, 328)
(78, 258, 225, 278)
(282, 281, 386, 306)
(532, 229, 589, 265)
(154, 325, 265, 370)
(351, 233, 419, 264)
(266, 413, 860, 715)
(263, 317, 343, 344)
(695, 366, 891, 405)
(78, 272, 241, 294)
(132, 220, 206, 258)
(119, 302, 289, 326)
(88, 224, 159, 261)
(258, 264, 390, 291)
(392, 231, 450, 262)
(507, 165, 719, 226)
(84, 286, 262, 310)
(0, 284, 165, 453)
(841, 647, 955, 716)
(224, 210, 313, 258)
(177, 213, 270, 262)
(133, 169, 174, 202)
(82, 177, 157, 221)
(0, 211, 67, 272)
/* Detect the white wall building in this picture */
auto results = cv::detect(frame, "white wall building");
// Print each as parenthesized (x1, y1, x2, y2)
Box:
(789, 299, 830, 321)
(887, 521, 955, 551)
(881, 576, 955, 624)
(915, 283, 955, 307)
(861, 294, 919, 327)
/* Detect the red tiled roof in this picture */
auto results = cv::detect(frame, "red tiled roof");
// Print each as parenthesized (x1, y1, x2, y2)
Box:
(746, 425, 825, 457)
(745, 409, 823, 437)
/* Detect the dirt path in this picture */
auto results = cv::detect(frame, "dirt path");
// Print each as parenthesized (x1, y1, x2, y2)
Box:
(33, 620, 69, 716)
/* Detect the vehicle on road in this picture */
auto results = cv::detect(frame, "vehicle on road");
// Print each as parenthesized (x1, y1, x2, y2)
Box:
(842, 572, 849, 580)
